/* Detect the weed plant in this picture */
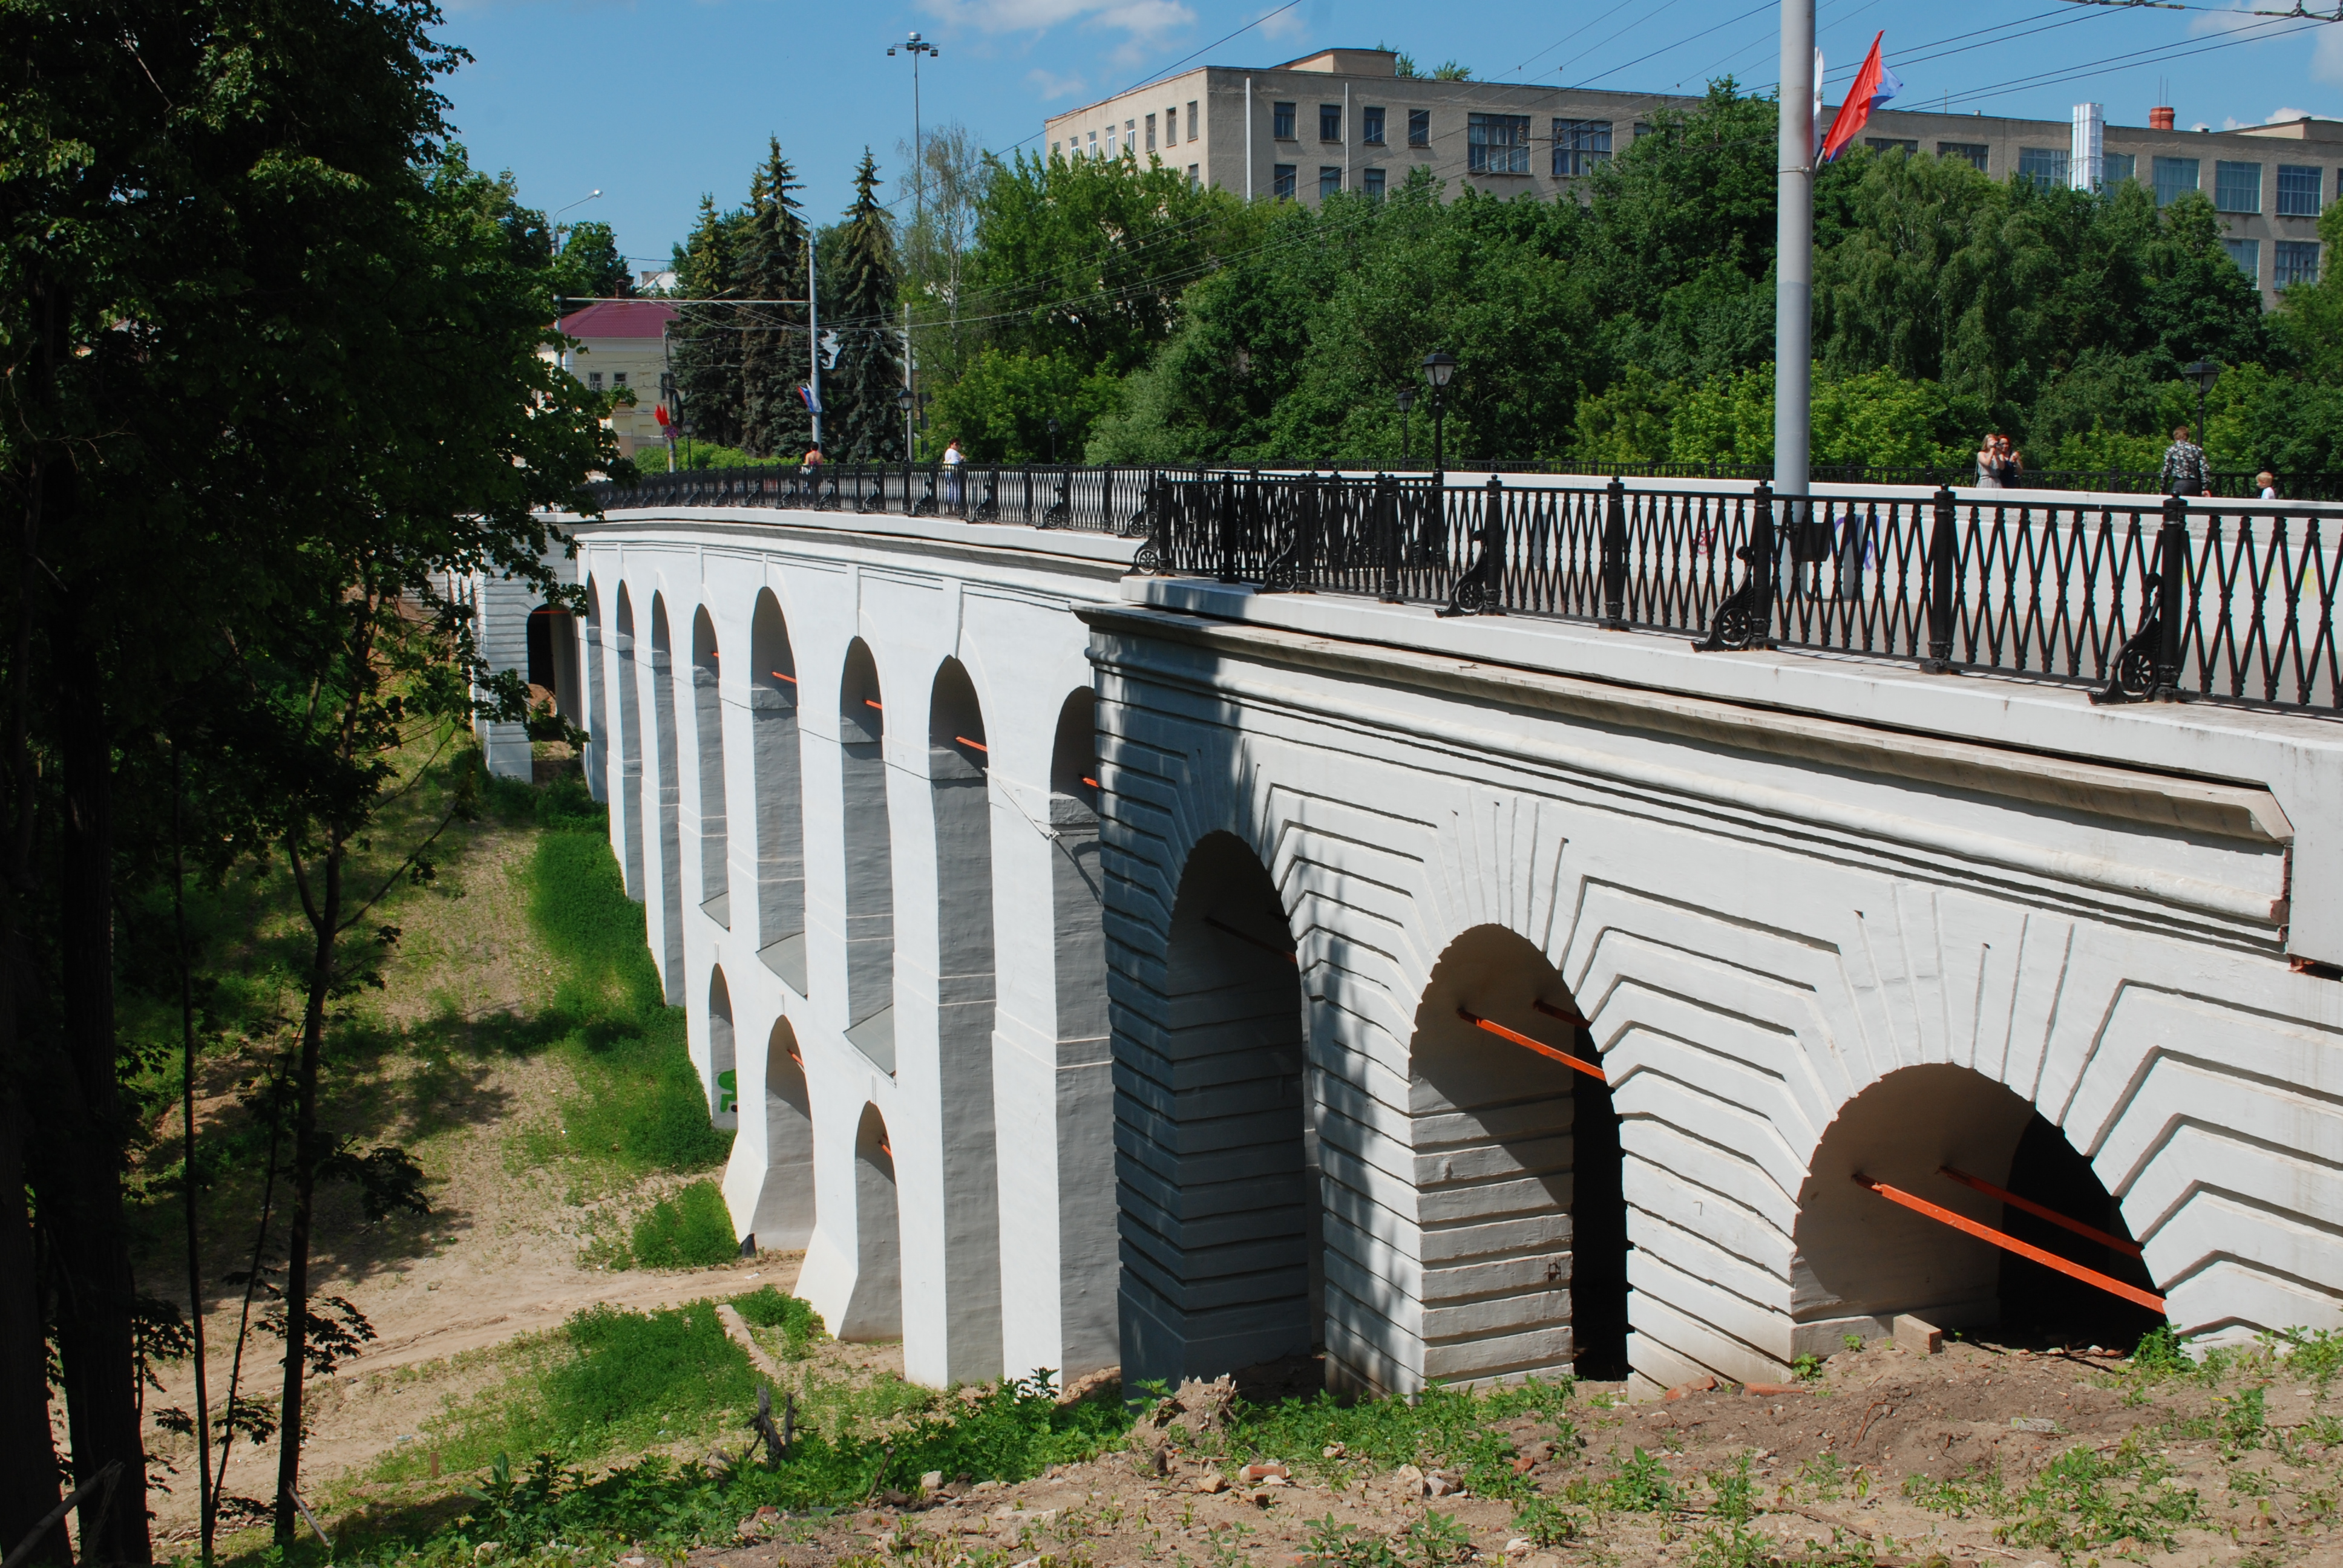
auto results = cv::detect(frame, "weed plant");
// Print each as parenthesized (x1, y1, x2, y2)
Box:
(1903, 1434, 2200, 1557)
(1211, 1377, 1572, 1496)
(628, 1180, 737, 1267)
(735, 1285, 827, 1358)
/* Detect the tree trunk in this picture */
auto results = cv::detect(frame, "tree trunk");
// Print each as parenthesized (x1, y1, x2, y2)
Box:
(270, 846, 338, 1550)
(53, 587, 152, 1568)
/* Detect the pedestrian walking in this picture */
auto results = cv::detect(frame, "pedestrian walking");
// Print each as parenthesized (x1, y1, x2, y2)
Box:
(942, 438, 966, 509)
(2161, 426, 2207, 497)
(2257, 469, 2278, 501)
(802, 445, 825, 506)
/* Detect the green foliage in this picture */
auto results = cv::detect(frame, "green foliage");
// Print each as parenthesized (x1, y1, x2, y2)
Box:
(738, 140, 814, 459)
(1210, 1377, 1571, 1497)
(2278, 1325, 2343, 1386)
(1510, 1494, 1581, 1547)
(1706, 1453, 1754, 1523)
(1790, 1353, 1823, 1381)
(629, 1180, 739, 1269)
(2131, 1324, 2191, 1376)
(1997, 1437, 2201, 1556)
(2218, 1383, 2268, 1452)
(733, 1285, 827, 1359)
(928, 348, 1120, 462)
(1303, 1511, 1473, 1568)
(546, 1301, 759, 1449)
(1601, 1446, 1679, 1512)
(554, 221, 635, 304)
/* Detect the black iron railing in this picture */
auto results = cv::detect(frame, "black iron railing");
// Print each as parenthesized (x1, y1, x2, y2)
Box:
(579, 463, 2343, 711)
(1138, 471, 2343, 713)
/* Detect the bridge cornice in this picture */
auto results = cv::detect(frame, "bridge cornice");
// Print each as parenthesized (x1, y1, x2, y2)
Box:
(554, 508, 1139, 587)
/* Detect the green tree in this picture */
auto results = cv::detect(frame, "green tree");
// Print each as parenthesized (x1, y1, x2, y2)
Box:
(828, 149, 905, 462)
(555, 219, 635, 302)
(736, 139, 811, 458)
(672, 194, 749, 450)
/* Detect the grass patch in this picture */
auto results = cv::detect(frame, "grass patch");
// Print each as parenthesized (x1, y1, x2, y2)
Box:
(1903, 1432, 2201, 1558)
(629, 1179, 738, 1268)
(1202, 1377, 1573, 1497)
(735, 1284, 827, 1359)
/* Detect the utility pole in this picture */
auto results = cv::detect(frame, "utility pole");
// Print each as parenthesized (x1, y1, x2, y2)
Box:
(889, 31, 938, 466)
(1775, 0, 1815, 504)
(808, 234, 822, 448)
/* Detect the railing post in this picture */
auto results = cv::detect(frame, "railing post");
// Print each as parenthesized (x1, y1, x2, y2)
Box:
(1751, 482, 1778, 648)
(1601, 475, 1630, 629)
(1922, 485, 1958, 673)
(2154, 493, 2188, 699)
(1377, 474, 1402, 603)
(1217, 471, 1240, 584)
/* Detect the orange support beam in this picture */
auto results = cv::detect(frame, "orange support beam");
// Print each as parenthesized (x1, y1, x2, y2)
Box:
(1851, 1173, 2164, 1314)
(1532, 998, 1590, 1028)
(1937, 1165, 2144, 1258)
(1456, 1007, 1608, 1083)
(1205, 914, 1298, 965)
(954, 736, 988, 752)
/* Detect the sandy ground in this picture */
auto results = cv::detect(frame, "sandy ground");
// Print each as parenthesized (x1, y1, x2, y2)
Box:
(687, 1339, 2343, 1568)
(138, 812, 794, 1542)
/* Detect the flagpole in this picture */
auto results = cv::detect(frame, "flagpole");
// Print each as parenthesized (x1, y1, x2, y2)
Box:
(1775, 0, 1815, 506)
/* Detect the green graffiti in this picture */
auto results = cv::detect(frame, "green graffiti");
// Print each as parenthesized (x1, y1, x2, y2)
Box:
(717, 1068, 738, 1115)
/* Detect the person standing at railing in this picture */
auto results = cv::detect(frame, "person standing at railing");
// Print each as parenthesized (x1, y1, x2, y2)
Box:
(2258, 469, 2278, 501)
(2161, 426, 2207, 497)
(1975, 434, 2017, 488)
(943, 439, 965, 509)
(802, 445, 824, 503)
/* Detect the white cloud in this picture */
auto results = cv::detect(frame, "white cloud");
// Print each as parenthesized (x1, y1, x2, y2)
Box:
(1259, 5, 1308, 42)
(1026, 67, 1088, 99)
(2267, 105, 2315, 122)
(2186, 2, 2266, 38)
(920, 0, 1194, 45)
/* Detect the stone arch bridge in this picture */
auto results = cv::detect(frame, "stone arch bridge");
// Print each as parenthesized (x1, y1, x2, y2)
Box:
(476, 469, 2343, 1397)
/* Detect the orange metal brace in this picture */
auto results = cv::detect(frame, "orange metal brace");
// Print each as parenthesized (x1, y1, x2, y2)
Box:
(768, 670, 798, 683)
(1850, 1173, 2165, 1313)
(1456, 1007, 1608, 1083)
(1532, 998, 1591, 1028)
(1937, 1166, 2145, 1258)
(954, 736, 988, 752)
(1204, 915, 1299, 965)
(1081, 776, 1099, 788)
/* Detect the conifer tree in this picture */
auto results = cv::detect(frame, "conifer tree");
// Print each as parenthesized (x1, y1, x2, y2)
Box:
(672, 194, 747, 450)
(828, 149, 906, 462)
(736, 139, 812, 457)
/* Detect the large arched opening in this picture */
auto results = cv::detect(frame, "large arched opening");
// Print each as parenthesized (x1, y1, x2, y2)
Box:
(751, 1018, 815, 1250)
(528, 602, 580, 725)
(692, 607, 730, 927)
(750, 591, 807, 990)
(583, 580, 608, 802)
(838, 640, 895, 1069)
(928, 658, 1002, 1376)
(1793, 1065, 2161, 1354)
(707, 967, 739, 1132)
(1118, 831, 1312, 1390)
(614, 586, 645, 899)
(648, 596, 686, 1001)
(842, 1104, 903, 1341)
(1406, 925, 1628, 1385)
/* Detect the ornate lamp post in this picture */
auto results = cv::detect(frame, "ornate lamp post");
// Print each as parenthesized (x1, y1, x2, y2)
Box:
(898, 385, 916, 462)
(1046, 416, 1061, 465)
(1421, 350, 1457, 474)
(1396, 385, 1416, 469)
(2183, 360, 2221, 473)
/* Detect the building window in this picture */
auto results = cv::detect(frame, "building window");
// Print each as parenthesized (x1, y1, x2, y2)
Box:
(612, 371, 627, 387)
(2215, 160, 2262, 214)
(2018, 146, 2069, 190)
(1050, 141, 1060, 158)
(1320, 103, 1342, 141)
(1273, 102, 1296, 140)
(1188, 101, 1198, 141)
(1409, 109, 1430, 146)
(2278, 164, 2322, 217)
(1363, 106, 1386, 145)
(2223, 237, 2260, 280)
(1552, 118, 1612, 177)
(1364, 167, 1386, 198)
(1320, 165, 1342, 198)
(588, 371, 603, 391)
(1087, 130, 1098, 156)
(1105, 126, 1116, 155)
(1865, 137, 1918, 155)
(1188, 164, 1199, 188)
(2101, 152, 2136, 188)
(1633, 121, 1654, 139)
(1938, 142, 1988, 172)
(1469, 113, 1530, 174)
(1273, 163, 1296, 199)
(1165, 107, 1176, 145)
(1146, 114, 1156, 151)
(1124, 120, 1135, 155)
(2276, 240, 2322, 288)
(2154, 155, 2199, 207)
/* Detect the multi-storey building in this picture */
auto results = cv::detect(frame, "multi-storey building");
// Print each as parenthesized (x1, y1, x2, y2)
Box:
(548, 299, 678, 460)
(1040, 47, 2335, 304)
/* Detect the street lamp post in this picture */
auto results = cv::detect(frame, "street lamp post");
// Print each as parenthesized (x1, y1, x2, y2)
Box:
(1046, 416, 1061, 465)
(898, 385, 917, 463)
(888, 32, 939, 479)
(548, 189, 603, 380)
(2183, 360, 2221, 480)
(1421, 351, 1457, 475)
(1396, 385, 1416, 469)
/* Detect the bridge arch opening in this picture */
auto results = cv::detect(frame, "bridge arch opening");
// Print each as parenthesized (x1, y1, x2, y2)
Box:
(692, 607, 730, 927)
(648, 596, 686, 1000)
(752, 1017, 815, 1250)
(582, 580, 607, 802)
(839, 640, 896, 1069)
(750, 591, 807, 990)
(843, 1103, 903, 1341)
(1793, 1065, 2161, 1354)
(1407, 925, 1629, 1385)
(1119, 831, 1312, 1390)
(927, 658, 1003, 1375)
(613, 586, 645, 899)
(1050, 688, 1099, 816)
(528, 603, 580, 730)
(707, 966, 739, 1131)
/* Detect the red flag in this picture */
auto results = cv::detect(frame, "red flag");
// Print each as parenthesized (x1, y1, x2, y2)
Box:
(1820, 33, 1901, 164)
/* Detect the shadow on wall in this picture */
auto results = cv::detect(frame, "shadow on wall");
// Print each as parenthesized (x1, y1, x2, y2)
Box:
(649, 595, 685, 1001)
(750, 590, 807, 991)
(709, 967, 738, 1132)
(1792, 1065, 2161, 1356)
(1406, 924, 1629, 1388)
(753, 1017, 816, 1250)
(842, 1103, 903, 1341)
(692, 607, 730, 929)
(614, 584, 644, 898)
(839, 640, 896, 1070)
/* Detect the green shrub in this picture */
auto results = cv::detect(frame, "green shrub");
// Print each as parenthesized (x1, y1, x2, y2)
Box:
(734, 1285, 825, 1358)
(631, 1180, 739, 1268)
(543, 1300, 760, 1451)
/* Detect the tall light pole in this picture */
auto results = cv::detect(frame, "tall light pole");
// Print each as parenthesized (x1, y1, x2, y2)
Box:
(1422, 351, 1457, 475)
(549, 189, 603, 380)
(1775, 0, 1815, 505)
(888, 32, 938, 466)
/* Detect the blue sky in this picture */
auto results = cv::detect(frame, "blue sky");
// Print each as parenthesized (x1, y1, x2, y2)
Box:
(433, 0, 2343, 272)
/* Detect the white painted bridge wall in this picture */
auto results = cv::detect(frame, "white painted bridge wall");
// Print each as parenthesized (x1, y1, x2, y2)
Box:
(533, 499, 2343, 1398)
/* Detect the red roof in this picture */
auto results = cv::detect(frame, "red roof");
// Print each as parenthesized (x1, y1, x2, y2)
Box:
(558, 299, 678, 339)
